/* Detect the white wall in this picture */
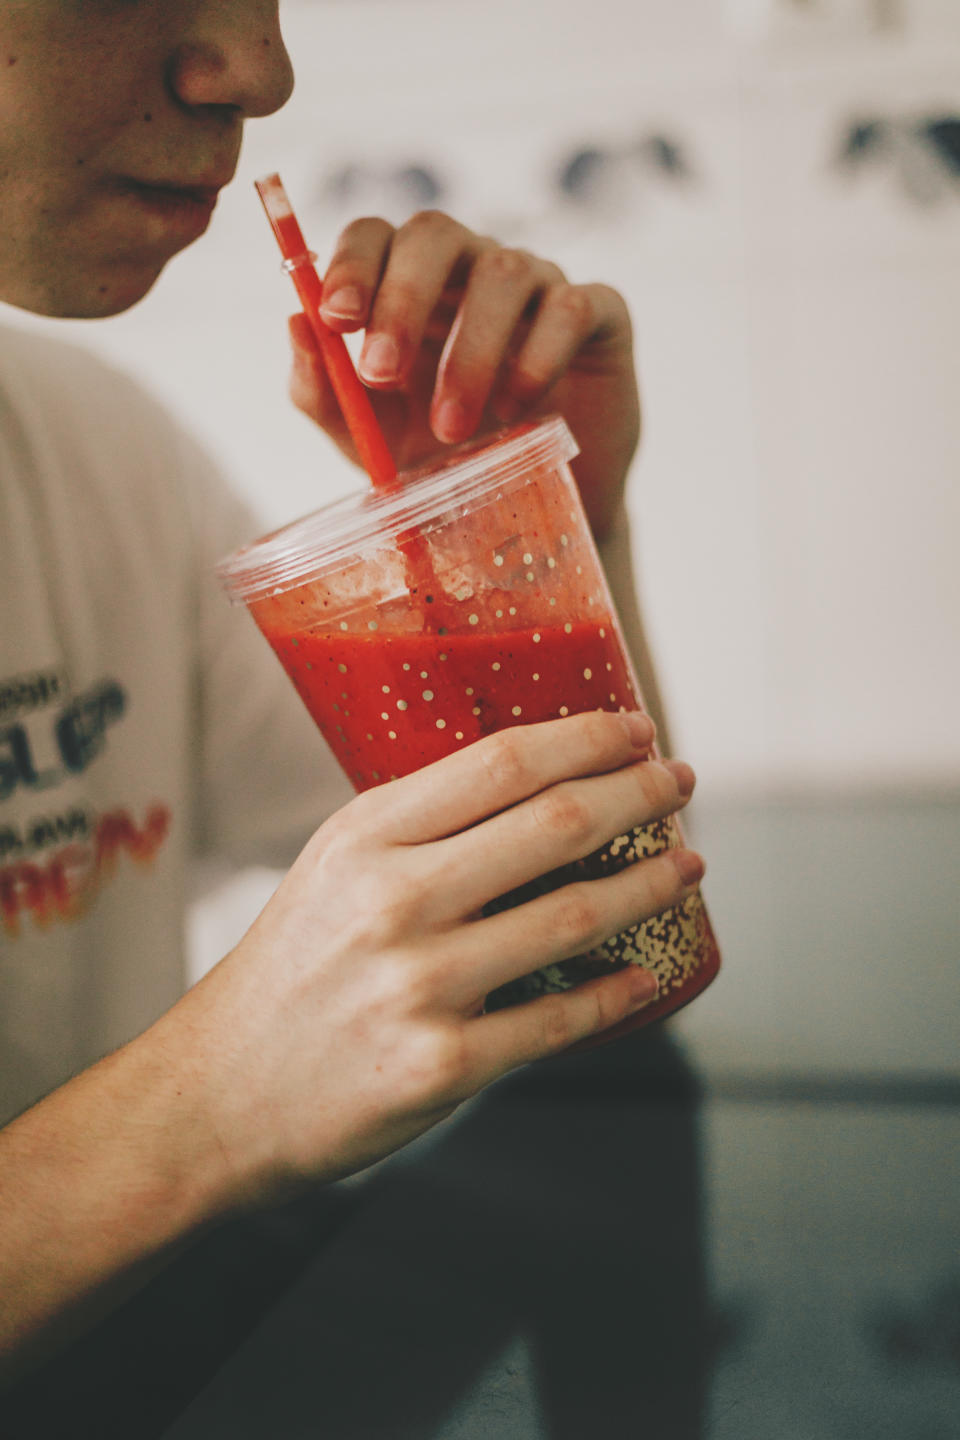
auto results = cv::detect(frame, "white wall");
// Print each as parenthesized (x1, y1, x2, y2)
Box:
(5, 0, 957, 801)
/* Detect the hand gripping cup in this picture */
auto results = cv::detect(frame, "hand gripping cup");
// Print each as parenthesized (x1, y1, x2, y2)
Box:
(217, 417, 720, 1034)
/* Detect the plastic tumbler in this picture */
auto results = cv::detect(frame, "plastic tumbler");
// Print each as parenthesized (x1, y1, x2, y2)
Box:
(217, 416, 719, 1031)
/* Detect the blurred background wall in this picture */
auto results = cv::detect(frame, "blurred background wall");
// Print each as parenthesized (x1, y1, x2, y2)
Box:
(5, 0, 958, 1073)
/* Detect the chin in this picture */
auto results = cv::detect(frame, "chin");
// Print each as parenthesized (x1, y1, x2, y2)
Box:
(63, 263, 168, 320)
(2, 254, 169, 321)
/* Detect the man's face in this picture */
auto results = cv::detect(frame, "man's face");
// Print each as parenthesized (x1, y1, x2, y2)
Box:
(0, 1, 293, 317)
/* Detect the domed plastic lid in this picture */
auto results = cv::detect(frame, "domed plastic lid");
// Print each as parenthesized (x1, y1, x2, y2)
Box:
(216, 414, 578, 603)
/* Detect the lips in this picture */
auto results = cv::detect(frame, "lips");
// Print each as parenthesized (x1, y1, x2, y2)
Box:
(120, 178, 225, 206)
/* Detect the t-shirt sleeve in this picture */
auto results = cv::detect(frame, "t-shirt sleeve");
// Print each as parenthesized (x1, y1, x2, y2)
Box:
(177, 428, 355, 870)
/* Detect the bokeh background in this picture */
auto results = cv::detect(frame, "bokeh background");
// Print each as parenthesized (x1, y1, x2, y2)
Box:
(6, 0, 958, 1080)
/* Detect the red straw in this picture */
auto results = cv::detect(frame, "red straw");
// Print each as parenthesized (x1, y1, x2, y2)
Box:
(255, 173, 397, 489)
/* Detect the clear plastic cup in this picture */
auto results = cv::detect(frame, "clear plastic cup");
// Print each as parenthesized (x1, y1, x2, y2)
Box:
(218, 416, 719, 1031)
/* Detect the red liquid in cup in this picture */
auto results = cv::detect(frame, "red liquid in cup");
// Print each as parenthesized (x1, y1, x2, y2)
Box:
(222, 419, 720, 1033)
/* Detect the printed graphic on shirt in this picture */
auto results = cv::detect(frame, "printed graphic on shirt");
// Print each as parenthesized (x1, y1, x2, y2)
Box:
(0, 667, 172, 937)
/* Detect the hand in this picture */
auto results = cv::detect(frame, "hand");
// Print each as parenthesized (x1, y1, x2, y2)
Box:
(288, 211, 641, 539)
(174, 711, 701, 1210)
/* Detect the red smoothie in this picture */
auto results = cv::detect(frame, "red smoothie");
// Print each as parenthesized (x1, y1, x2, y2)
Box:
(261, 617, 637, 790)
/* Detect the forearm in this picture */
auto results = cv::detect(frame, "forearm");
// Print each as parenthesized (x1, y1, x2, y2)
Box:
(0, 1020, 227, 1385)
(596, 503, 673, 757)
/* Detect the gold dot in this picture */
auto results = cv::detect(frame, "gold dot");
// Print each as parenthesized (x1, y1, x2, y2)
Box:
(495, 609, 504, 618)
(388, 730, 397, 739)
(533, 632, 541, 643)
(532, 673, 540, 681)
(523, 552, 533, 564)
(366, 733, 373, 741)
(339, 621, 348, 631)
(599, 627, 606, 638)
(368, 620, 378, 630)
(559, 705, 569, 716)
(512, 705, 522, 716)
(468, 613, 479, 625)
(465, 687, 474, 696)
(610, 693, 617, 703)
(403, 663, 411, 671)
(436, 718, 446, 729)
(508, 606, 517, 616)
(526, 571, 535, 582)
(382, 684, 390, 693)
(337, 663, 347, 673)
(576, 565, 583, 575)
(455, 731, 464, 740)
(380, 712, 389, 720)
(493, 554, 504, 567)
(472, 706, 481, 716)
(564, 623, 573, 634)
(420, 670, 428, 679)
(491, 662, 501, 672)
(341, 691, 348, 699)
(606, 662, 613, 671)
(333, 704, 340, 713)
(547, 558, 557, 569)
(560, 534, 569, 546)
(372, 770, 380, 780)
(422, 689, 434, 701)
(549, 597, 557, 605)
(397, 700, 408, 711)
(439, 653, 448, 661)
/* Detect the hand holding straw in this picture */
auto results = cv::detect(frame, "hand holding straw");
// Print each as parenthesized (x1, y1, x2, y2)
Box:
(255, 173, 397, 490)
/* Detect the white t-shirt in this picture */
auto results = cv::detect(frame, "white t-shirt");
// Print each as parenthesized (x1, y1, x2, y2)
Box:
(0, 325, 353, 1125)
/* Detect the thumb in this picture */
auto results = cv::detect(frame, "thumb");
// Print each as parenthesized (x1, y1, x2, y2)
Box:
(287, 312, 350, 443)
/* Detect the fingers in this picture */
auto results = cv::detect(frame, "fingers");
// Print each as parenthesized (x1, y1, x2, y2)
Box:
(440, 842, 704, 1004)
(491, 283, 632, 426)
(429, 248, 566, 443)
(461, 965, 662, 1091)
(312, 211, 632, 448)
(318, 212, 488, 389)
(318, 215, 395, 330)
(428, 755, 697, 921)
(363, 709, 656, 846)
(288, 312, 348, 439)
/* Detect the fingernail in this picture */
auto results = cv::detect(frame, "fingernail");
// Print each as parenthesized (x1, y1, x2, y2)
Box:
(433, 397, 469, 444)
(620, 711, 655, 750)
(322, 285, 364, 321)
(359, 334, 401, 382)
(629, 967, 659, 1006)
(673, 849, 705, 886)
(663, 759, 696, 799)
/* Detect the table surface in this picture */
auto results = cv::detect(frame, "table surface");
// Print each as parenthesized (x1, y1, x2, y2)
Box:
(4, 1030, 958, 1440)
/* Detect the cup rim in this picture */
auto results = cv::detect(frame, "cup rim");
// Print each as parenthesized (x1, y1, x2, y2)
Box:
(216, 414, 578, 604)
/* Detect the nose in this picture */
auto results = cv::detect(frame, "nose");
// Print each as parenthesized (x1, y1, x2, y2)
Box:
(168, 1, 294, 118)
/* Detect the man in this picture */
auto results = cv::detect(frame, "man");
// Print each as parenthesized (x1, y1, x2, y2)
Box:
(0, 1, 701, 1376)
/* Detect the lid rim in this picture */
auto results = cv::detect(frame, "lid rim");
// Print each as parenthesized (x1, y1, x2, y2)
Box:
(217, 415, 579, 604)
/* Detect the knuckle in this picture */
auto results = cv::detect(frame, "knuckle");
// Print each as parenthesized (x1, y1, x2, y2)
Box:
(402, 208, 462, 241)
(538, 994, 576, 1053)
(399, 1026, 468, 1107)
(634, 761, 669, 811)
(335, 214, 393, 250)
(475, 729, 528, 794)
(553, 884, 603, 948)
(644, 853, 683, 914)
(578, 707, 622, 754)
(531, 787, 594, 849)
(478, 246, 534, 284)
(545, 282, 593, 328)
